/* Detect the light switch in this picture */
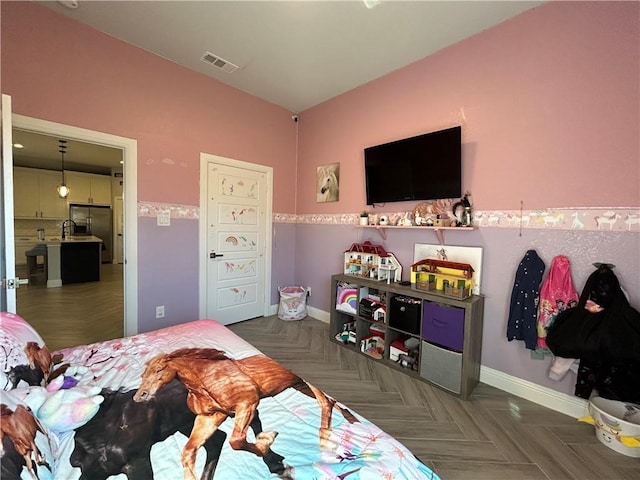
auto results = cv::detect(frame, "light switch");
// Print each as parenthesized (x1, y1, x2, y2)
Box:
(157, 209, 171, 226)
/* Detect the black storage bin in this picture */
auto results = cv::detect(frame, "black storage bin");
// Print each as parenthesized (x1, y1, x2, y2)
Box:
(389, 296, 422, 334)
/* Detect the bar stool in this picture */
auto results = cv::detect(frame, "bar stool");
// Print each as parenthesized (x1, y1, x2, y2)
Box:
(25, 244, 48, 285)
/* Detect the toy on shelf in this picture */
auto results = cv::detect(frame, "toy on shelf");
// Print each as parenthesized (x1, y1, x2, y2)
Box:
(335, 321, 357, 345)
(336, 282, 358, 314)
(360, 323, 385, 359)
(344, 241, 402, 283)
(398, 350, 419, 371)
(360, 335, 384, 359)
(359, 298, 379, 319)
(411, 258, 474, 299)
(373, 304, 386, 322)
(451, 192, 473, 227)
(390, 337, 409, 362)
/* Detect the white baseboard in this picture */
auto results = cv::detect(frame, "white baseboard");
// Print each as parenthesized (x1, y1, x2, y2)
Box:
(269, 304, 330, 324)
(480, 365, 588, 419)
(307, 306, 330, 323)
(269, 305, 586, 418)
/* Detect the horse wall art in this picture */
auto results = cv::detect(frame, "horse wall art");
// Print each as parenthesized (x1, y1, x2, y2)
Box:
(316, 163, 340, 203)
(133, 347, 357, 480)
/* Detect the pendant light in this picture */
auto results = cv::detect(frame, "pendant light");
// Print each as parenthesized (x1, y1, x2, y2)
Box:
(57, 139, 70, 198)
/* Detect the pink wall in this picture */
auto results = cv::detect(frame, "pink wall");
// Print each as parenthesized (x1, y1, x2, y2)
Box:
(1, 1, 297, 211)
(293, 1, 639, 400)
(1, 1, 297, 330)
(297, 1, 639, 214)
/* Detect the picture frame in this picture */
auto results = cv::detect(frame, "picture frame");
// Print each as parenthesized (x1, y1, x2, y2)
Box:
(316, 162, 340, 203)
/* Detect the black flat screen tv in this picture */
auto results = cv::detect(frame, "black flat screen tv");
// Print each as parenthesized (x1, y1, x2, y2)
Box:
(364, 126, 461, 205)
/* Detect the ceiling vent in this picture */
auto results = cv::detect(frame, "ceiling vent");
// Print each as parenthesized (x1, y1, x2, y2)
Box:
(200, 51, 239, 73)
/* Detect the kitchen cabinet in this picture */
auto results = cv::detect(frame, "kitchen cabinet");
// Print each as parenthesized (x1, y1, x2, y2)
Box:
(61, 240, 101, 284)
(66, 172, 112, 205)
(330, 273, 484, 399)
(13, 167, 68, 219)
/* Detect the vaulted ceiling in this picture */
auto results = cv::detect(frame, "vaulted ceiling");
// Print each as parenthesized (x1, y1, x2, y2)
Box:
(15, 1, 544, 170)
(40, 1, 544, 113)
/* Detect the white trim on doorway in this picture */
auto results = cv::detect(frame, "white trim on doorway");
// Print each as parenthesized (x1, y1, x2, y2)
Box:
(198, 153, 273, 320)
(12, 114, 139, 336)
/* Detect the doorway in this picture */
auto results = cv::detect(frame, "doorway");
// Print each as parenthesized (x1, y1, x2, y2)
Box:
(10, 114, 138, 345)
(198, 153, 273, 324)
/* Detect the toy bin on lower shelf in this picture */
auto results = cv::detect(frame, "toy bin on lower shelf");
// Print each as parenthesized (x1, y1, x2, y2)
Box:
(420, 341, 462, 394)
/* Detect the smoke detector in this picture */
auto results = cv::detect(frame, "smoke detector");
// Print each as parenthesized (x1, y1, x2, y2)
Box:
(200, 51, 239, 74)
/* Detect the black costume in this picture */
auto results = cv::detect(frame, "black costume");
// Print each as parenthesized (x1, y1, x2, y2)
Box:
(547, 264, 640, 402)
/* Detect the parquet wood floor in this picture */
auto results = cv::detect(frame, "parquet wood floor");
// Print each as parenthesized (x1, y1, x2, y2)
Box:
(15, 263, 124, 351)
(11, 275, 639, 479)
(229, 316, 640, 480)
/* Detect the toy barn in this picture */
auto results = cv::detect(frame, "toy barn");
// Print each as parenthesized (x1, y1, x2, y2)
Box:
(411, 258, 475, 299)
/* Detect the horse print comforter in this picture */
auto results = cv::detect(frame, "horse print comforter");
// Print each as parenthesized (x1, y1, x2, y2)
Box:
(3, 319, 438, 479)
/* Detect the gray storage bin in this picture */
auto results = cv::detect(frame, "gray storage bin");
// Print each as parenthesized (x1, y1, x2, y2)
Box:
(420, 341, 462, 394)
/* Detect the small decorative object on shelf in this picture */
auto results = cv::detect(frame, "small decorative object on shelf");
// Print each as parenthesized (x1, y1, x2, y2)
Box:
(359, 211, 369, 226)
(411, 258, 474, 299)
(344, 241, 402, 282)
(452, 192, 473, 227)
(413, 199, 451, 226)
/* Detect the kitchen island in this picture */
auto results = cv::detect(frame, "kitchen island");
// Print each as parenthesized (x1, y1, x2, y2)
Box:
(44, 236, 103, 287)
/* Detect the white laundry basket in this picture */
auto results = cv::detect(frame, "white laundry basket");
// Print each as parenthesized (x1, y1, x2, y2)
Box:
(587, 397, 640, 457)
(277, 286, 309, 321)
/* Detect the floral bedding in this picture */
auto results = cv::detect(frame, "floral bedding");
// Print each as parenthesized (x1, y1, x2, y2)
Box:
(1, 315, 438, 479)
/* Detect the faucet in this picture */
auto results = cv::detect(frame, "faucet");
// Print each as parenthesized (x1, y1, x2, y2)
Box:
(61, 219, 76, 240)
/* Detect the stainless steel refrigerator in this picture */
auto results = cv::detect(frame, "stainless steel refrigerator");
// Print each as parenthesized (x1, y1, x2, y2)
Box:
(69, 204, 113, 263)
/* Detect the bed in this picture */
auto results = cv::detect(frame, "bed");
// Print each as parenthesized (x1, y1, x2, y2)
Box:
(1, 312, 438, 479)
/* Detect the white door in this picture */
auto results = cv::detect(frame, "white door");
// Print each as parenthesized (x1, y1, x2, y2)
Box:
(1, 94, 18, 312)
(200, 154, 272, 325)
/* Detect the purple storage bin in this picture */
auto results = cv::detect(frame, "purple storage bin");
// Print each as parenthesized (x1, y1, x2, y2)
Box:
(422, 301, 465, 352)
